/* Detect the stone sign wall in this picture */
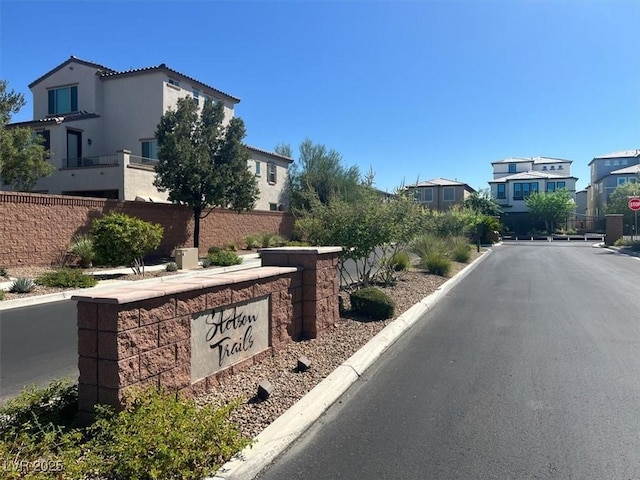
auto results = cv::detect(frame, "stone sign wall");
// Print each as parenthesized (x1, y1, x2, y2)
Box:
(73, 247, 341, 422)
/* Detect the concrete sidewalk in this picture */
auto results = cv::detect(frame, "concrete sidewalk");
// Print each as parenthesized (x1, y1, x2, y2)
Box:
(0, 253, 261, 311)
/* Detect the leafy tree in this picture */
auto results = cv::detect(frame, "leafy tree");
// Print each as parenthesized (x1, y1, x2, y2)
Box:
(525, 189, 574, 233)
(281, 138, 363, 210)
(294, 188, 424, 290)
(92, 212, 163, 274)
(154, 97, 258, 248)
(463, 188, 502, 216)
(605, 180, 640, 230)
(0, 80, 53, 190)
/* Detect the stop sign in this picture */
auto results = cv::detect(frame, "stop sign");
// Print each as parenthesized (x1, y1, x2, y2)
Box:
(629, 197, 640, 211)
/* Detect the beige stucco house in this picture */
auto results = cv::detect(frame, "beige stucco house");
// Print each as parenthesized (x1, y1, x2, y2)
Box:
(406, 178, 475, 211)
(5, 56, 292, 211)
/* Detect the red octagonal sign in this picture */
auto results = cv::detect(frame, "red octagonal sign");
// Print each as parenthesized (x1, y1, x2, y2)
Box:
(629, 197, 640, 211)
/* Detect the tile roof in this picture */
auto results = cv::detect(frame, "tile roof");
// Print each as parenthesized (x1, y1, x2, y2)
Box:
(490, 171, 576, 183)
(592, 149, 640, 159)
(246, 145, 293, 163)
(8, 111, 100, 128)
(408, 177, 473, 188)
(610, 164, 640, 175)
(491, 156, 571, 165)
(29, 56, 240, 103)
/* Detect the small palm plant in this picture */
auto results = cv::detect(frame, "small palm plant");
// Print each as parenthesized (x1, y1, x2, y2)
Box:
(9, 278, 36, 293)
(68, 234, 96, 268)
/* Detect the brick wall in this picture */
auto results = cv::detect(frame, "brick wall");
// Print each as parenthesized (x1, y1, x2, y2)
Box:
(0, 192, 294, 267)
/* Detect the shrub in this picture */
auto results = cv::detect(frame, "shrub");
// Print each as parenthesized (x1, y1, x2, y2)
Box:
(0, 266, 6, 277)
(225, 241, 238, 252)
(258, 232, 287, 248)
(410, 233, 448, 260)
(76, 388, 251, 480)
(243, 234, 261, 249)
(9, 278, 35, 293)
(208, 245, 223, 255)
(450, 237, 471, 263)
(165, 261, 179, 272)
(423, 253, 452, 276)
(390, 250, 410, 271)
(0, 290, 4, 301)
(350, 287, 395, 320)
(37, 268, 98, 288)
(206, 250, 242, 267)
(67, 234, 95, 268)
(286, 240, 311, 247)
(92, 212, 163, 274)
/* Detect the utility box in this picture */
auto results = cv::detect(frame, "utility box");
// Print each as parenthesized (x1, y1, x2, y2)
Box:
(174, 247, 199, 270)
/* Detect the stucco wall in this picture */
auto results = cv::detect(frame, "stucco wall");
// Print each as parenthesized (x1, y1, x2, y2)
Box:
(0, 192, 294, 267)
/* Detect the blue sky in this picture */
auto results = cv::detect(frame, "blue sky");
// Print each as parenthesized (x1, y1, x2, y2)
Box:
(1, 0, 639, 193)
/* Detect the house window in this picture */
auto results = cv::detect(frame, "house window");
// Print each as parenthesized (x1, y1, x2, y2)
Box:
(168, 78, 180, 87)
(443, 187, 455, 202)
(557, 181, 566, 189)
(269, 203, 278, 211)
(48, 85, 78, 115)
(605, 160, 611, 166)
(613, 159, 619, 165)
(141, 140, 158, 159)
(255, 161, 261, 176)
(193, 89, 200, 105)
(542, 166, 547, 171)
(618, 177, 627, 186)
(414, 187, 433, 202)
(558, 165, 563, 170)
(550, 165, 555, 170)
(547, 182, 556, 192)
(622, 159, 629, 165)
(497, 184, 506, 199)
(508, 163, 516, 173)
(267, 163, 277, 183)
(514, 182, 538, 200)
(629, 177, 637, 184)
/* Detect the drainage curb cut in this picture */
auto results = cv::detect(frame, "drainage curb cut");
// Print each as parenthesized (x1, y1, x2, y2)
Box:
(209, 247, 494, 480)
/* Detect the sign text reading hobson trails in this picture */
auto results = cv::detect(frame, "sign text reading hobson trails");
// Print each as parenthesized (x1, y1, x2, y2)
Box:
(191, 296, 270, 382)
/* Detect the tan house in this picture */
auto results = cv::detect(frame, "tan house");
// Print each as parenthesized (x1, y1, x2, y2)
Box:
(406, 178, 475, 211)
(4, 56, 292, 211)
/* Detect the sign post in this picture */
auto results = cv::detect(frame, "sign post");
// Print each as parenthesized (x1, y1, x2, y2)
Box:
(628, 197, 640, 241)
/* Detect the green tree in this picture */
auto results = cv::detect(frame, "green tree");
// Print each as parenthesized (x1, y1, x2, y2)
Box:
(0, 80, 53, 191)
(605, 180, 640, 229)
(525, 189, 574, 233)
(281, 138, 363, 210)
(463, 188, 502, 216)
(154, 97, 258, 248)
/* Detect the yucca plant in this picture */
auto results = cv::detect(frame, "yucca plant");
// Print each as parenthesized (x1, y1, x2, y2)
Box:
(165, 262, 178, 272)
(9, 277, 36, 293)
(68, 234, 96, 268)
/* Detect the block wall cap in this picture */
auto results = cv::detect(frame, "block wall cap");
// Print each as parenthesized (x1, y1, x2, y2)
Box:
(71, 266, 299, 304)
(259, 247, 342, 254)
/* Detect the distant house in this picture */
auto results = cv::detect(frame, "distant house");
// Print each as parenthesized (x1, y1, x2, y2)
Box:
(586, 150, 640, 218)
(488, 156, 578, 233)
(3, 56, 292, 211)
(405, 178, 475, 211)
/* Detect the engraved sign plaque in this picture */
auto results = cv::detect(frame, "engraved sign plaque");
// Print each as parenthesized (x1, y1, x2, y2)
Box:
(191, 296, 269, 382)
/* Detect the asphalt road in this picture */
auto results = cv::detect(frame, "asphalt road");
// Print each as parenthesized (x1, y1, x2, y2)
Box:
(0, 300, 78, 402)
(257, 243, 640, 479)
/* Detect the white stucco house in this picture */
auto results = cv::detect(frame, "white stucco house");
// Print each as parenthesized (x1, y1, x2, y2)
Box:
(488, 156, 578, 233)
(4, 56, 292, 211)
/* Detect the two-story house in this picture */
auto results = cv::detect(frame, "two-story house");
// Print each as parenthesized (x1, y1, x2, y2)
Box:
(406, 178, 475, 211)
(489, 156, 578, 233)
(4, 56, 292, 211)
(586, 150, 640, 218)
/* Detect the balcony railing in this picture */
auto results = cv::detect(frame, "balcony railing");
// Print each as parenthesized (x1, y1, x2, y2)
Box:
(129, 155, 159, 167)
(65, 155, 119, 168)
